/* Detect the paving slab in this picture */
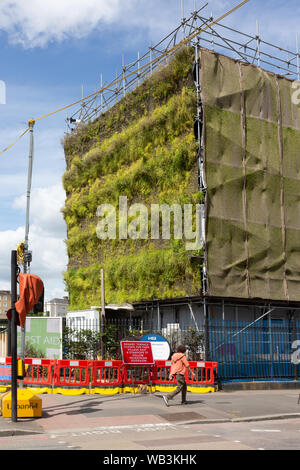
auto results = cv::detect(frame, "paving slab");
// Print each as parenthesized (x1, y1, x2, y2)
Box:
(0, 388, 299, 438)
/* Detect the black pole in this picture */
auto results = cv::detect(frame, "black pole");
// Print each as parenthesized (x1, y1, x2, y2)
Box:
(203, 297, 210, 361)
(10, 250, 18, 422)
(291, 311, 298, 382)
(7, 319, 11, 357)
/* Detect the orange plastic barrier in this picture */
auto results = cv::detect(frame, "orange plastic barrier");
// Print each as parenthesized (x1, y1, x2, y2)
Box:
(122, 364, 153, 386)
(23, 358, 55, 387)
(0, 357, 11, 365)
(187, 361, 218, 385)
(0, 358, 218, 390)
(91, 360, 123, 387)
(153, 360, 173, 384)
(153, 360, 218, 385)
(54, 360, 91, 387)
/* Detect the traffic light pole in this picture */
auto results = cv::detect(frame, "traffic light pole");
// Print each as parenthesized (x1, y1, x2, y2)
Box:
(11, 250, 18, 422)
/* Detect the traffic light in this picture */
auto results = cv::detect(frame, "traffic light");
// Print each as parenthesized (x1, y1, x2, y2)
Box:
(33, 288, 44, 315)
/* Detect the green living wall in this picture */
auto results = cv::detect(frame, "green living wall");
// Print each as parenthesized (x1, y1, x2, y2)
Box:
(63, 47, 202, 310)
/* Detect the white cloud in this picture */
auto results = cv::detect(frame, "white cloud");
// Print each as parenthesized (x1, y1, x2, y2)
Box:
(0, 0, 133, 47)
(0, 226, 26, 280)
(0, 184, 67, 301)
(12, 184, 66, 238)
(0, 0, 297, 52)
(0, 0, 199, 48)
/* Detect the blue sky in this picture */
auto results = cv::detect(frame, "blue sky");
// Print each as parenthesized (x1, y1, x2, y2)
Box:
(0, 0, 299, 303)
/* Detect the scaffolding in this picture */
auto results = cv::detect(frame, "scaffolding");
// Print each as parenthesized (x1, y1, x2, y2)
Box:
(66, 2, 300, 130)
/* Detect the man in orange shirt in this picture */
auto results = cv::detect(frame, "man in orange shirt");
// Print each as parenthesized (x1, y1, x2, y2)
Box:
(163, 344, 195, 406)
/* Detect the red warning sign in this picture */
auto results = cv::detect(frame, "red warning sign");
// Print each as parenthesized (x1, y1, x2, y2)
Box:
(121, 341, 154, 365)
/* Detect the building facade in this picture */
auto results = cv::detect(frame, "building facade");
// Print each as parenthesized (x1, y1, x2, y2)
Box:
(45, 297, 69, 317)
(62, 38, 300, 381)
(0, 291, 11, 320)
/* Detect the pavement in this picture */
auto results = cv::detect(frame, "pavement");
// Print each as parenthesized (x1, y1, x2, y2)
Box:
(0, 385, 300, 440)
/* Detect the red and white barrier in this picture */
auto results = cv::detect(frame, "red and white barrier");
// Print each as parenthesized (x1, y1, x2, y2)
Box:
(23, 358, 55, 387)
(0, 358, 218, 391)
(54, 360, 91, 388)
(153, 360, 218, 386)
(91, 360, 123, 387)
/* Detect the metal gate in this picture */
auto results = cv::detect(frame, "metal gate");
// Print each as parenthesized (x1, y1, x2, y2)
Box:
(208, 318, 300, 381)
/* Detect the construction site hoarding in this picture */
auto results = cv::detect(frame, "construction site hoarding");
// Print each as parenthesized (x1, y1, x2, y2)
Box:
(200, 48, 300, 302)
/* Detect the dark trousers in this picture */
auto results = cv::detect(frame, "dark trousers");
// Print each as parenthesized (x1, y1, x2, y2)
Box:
(167, 373, 187, 402)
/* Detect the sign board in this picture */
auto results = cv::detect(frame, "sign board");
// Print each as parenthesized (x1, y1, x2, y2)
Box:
(0, 361, 23, 382)
(17, 317, 62, 359)
(0, 364, 11, 381)
(121, 341, 154, 365)
(140, 334, 170, 361)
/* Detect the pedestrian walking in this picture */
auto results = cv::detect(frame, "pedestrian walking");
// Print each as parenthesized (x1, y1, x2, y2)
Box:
(163, 344, 195, 406)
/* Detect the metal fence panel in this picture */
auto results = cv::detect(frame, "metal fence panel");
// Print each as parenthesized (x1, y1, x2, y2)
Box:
(62, 317, 204, 362)
(209, 318, 300, 381)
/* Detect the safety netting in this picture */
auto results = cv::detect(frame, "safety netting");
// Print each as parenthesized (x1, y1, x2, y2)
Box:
(200, 48, 300, 301)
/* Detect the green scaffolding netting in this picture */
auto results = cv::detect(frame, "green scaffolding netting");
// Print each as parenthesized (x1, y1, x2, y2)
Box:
(200, 48, 300, 301)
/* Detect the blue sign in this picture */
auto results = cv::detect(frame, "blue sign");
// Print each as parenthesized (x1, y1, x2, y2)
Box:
(140, 334, 170, 360)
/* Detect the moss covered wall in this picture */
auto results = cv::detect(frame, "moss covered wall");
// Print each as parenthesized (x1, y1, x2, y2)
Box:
(63, 47, 202, 310)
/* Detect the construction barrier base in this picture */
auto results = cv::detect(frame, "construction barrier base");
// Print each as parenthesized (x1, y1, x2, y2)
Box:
(152, 384, 215, 394)
(54, 387, 90, 396)
(91, 387, 121, 395)
(29, 386, 216, 396)
(27, 387, 52, 395)
(0, 384, 216, 395)
(0, 386, 216, 396)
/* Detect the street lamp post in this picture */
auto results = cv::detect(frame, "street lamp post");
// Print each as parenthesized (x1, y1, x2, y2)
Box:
(10, 250, 18, 422)
(20, 119, 35, 387)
